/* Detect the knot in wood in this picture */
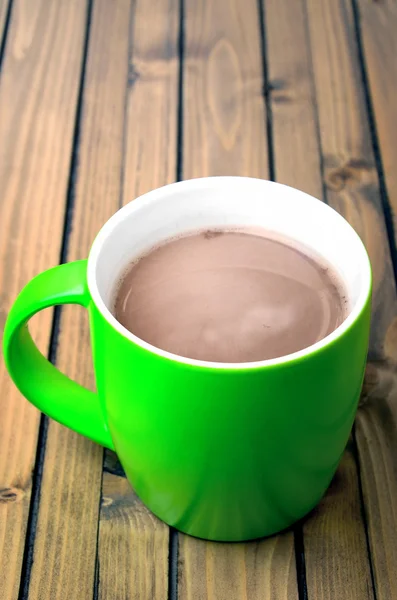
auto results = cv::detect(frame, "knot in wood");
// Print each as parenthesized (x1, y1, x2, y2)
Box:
(0, 487, 24, 504)
(325, 158, 373, 192)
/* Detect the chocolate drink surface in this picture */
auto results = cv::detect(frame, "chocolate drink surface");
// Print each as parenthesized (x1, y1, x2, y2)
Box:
(113, 229, 348, 363)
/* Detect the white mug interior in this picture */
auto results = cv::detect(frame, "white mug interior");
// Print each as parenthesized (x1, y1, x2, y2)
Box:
(87, 176, 372, 368)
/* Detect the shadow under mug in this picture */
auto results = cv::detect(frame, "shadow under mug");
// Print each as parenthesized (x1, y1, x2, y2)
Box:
(3, 177, 372, 542)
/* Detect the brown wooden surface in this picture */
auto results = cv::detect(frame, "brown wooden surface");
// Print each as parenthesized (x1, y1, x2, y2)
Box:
(120, 0, 179, 204)
(305, 2, 397, 600)
(100, 452, 169, 600)
(25, 0, 124, 597)
(0, 0, 10, 41)
(265, 1, 374, 596)
(354, 2, 397, 597)
(178, 1, 297, 599)
(179, 533, 297, 600)
(183, 0, 268, 179)
(1, 0, 397, 599)
(0, 1, 89, 598)
(357, 0, 397, 232)
(305, 0, 397, 357)
(97, 0, 178, 598)
(265, 0, 322, 198)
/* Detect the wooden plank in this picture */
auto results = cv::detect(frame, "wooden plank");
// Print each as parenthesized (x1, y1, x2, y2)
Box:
(305, 0, 397, 356)
(304, 1, 397, 599)
(121, 0, 179, 204)
(183, 0, 268, 179)
(355, 6, 397, 595)
(24, 1, 131, 598)
(0, 0, 10, 44)
(265, 1, 375, 598)
(100, 452, 169, 600)
(97, 0, 179, 598)
(179, 533, 297, 600)
(179, 2, 298, 599)
(265, 0, 322, 199)
(0, 1, 89, 599)
(356, 0, 397, 234)
(357, 358, 397, 600)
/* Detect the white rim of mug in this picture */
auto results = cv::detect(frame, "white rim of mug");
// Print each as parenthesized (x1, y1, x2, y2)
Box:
(87, 176, 372, 370)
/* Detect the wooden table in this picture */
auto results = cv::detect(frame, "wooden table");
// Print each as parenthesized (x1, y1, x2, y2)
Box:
(1, 0, 397, 598)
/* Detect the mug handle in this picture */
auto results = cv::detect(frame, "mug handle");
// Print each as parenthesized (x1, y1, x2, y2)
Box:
(3, 259, 114, 450)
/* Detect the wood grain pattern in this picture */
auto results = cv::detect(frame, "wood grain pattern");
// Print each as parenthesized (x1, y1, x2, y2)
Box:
(0, 0, 10, 43)
(303, 447, 373, 600)
(183, 0, 268, 179)
(265, 1, 374, 598)
(354, 7, 397, 596)
(2, 1, 397, 599)
(354, 361, 397, 600)
(25, 1, 131, 598)
(357, 0, 397, 231)
(121, 0, 179, 203)
(179, 1, 297, 598)
(305, 0, 397, 598)
(100, 452, 169, 600)
(97, 1, 179, 598)
(265, 0, 322, 198)
(305, 0, 397, 355)
(179, 533, 297, 600)
(0, 1, 89, 598)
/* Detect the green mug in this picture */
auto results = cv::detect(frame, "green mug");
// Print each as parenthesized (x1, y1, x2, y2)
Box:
(3, 177, 371, 541)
